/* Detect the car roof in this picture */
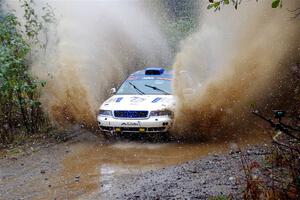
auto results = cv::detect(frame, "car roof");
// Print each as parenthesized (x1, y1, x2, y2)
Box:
(127, 67, 173, 81)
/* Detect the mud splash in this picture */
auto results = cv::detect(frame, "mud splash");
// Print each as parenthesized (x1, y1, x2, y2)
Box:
(7, 1, 172, 127)
(172, 1, 300, 139)
(42, 1, 172, 127)
(48, 66, 95, 127)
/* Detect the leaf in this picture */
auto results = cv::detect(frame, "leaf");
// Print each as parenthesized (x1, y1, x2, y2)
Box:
(30, 100, 41, 108)
(213, 2, 220, 8)
(272, 0, 280, 8)
(223, 0, 229, 5)
(40, 80, 46, 87)
(207, 4, 214, 10)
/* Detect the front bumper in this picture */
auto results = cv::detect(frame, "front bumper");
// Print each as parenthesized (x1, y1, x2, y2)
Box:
(97, 115, 173, 133)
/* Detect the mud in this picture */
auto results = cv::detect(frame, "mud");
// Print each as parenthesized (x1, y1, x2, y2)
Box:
(0, 140, 68, 200)
(101, 146, 270, 199)
(0, 128, 270, 200)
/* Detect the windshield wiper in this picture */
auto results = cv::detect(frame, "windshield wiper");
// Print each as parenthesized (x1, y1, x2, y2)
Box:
(145, 84, 170, 95)
(129, 82, 145, 95)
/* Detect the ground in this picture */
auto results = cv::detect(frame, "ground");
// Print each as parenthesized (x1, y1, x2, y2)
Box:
(101, 147, 270, 200)
(0, 127, 270, 200)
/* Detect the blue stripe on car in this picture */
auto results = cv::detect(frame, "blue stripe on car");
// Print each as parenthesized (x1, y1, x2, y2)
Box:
(152, 97, 162, 103)
(116, 97, 123, 102)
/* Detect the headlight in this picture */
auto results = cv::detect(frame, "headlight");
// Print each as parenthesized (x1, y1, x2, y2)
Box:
(99, 110, 112, 116)
(150, 110, 173, 117)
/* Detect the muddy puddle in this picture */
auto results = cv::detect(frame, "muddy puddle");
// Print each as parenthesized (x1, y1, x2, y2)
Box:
(48, 132, 269, 199)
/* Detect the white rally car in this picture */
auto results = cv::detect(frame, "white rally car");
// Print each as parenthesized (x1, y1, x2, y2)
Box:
(97, 67, 175, 137)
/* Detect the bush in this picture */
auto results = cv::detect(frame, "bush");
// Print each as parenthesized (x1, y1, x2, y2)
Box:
(243, 111, 300, 199)
(0, 0, 52, 145)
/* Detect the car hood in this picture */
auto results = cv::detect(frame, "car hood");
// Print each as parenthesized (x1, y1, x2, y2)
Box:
(100, 95, 175, 111)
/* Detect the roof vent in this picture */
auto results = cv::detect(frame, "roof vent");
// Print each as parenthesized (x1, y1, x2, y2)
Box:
(145, 67, 164, 75)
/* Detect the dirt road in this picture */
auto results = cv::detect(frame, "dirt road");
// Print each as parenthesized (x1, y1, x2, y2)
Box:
(0, 128, 270, 199)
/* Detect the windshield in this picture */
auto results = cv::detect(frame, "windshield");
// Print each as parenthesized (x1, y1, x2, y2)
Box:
(117, 79, 172, 95)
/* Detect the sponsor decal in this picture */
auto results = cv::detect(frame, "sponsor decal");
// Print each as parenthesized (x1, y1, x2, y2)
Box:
(127, 76, 172, 81)
(142, 77, 154, 79)
(121, 122, 139, 126)
(130, 97, 146, 103)
(157, 78, 172, 80)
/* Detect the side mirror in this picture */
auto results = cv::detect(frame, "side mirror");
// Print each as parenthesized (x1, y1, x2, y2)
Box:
(110, 88, 116, 94)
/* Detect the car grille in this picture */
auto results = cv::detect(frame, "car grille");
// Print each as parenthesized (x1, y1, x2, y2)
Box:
(114, 110, 149, 118)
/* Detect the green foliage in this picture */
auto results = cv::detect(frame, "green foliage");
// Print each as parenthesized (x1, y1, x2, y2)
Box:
(0, 0, 55, 144)
(207, 0, 283, 11)
(272, 0, 282, 8)
(207, 0, 239, 11)
(21, 0, 42, 44)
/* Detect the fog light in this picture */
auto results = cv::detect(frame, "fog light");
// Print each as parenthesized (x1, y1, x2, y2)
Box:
(139, 128, 145, 132)
(115, 128, 121, 132)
